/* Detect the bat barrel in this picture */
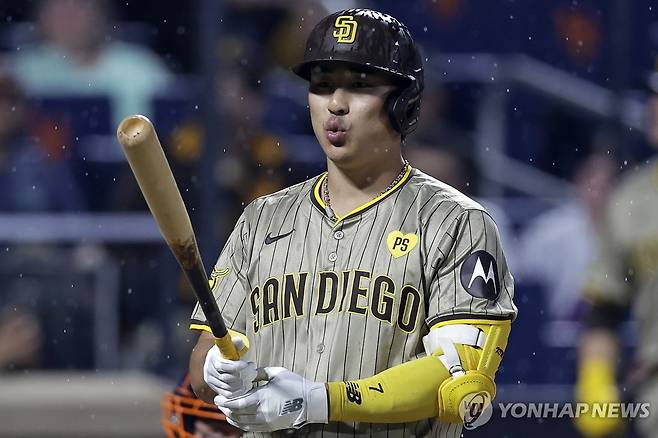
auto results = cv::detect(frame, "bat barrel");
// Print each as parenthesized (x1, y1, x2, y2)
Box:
(116, 115, 239, 360)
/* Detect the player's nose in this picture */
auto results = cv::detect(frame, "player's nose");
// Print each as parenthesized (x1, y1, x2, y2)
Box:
(328, 88, 349, 116)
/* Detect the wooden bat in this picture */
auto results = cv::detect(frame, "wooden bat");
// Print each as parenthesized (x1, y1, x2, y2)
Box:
(116, 115, 239, 360)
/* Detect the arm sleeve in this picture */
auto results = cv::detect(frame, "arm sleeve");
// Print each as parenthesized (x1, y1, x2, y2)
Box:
(583, 208, 631, 307)
(189, 210, 251, 334)
(327, 355, 450, 423)
(425, 209, 517, 326)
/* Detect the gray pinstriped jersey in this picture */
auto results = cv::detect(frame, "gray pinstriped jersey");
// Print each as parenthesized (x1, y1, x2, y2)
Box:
(191, 167, 517, 438)
(585, 161, 658, 368)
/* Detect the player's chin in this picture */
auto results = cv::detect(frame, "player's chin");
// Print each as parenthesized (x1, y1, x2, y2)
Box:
(321, 140, 356, 162)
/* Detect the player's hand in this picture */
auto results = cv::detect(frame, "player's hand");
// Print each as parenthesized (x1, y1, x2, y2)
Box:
(573, 359, 625, 438)
(203, 338, 258, 399)
(216, 367, 328, 432)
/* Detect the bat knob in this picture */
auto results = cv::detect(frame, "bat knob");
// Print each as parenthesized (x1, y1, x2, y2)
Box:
(117, 115, 153, 148)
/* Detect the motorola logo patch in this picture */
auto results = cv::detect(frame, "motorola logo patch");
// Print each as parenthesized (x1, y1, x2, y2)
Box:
(460, 250, 500, 300)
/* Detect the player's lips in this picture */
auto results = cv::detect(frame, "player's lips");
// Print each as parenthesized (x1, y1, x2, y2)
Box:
(324, 119, 348, 146)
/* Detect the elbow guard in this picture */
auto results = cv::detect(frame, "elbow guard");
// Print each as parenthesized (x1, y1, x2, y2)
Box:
(424, 319, 511, 424)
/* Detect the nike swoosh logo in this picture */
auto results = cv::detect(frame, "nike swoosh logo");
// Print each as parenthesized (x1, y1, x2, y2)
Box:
(264, 229, 294, 245)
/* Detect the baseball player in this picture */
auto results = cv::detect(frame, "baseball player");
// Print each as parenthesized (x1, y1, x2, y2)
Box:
(188, 8, 517, 437)
(574, 73, 658, 438)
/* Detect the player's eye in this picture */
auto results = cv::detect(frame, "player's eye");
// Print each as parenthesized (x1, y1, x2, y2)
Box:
(310, 81, 334, 93)
(351, 81, 371, 89)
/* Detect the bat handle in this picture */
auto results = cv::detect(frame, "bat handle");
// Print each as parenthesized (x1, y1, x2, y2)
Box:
(214, 332, 240, 361)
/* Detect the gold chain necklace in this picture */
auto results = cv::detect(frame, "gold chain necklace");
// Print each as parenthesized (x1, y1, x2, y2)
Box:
(323, 161, 409, 221)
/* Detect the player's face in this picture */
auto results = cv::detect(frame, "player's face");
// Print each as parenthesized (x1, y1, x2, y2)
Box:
(308, 65, 399, 167)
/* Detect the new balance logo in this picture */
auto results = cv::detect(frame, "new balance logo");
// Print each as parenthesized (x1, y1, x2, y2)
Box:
(346, 381, 362, 405)
(280, 398, 303, 415)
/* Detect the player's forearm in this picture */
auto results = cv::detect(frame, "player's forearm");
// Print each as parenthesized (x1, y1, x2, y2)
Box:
(579, 328, 619, 365)
(577, 328, 620, 389)
(189, 332, 217, 403)
(578, 299, 624, 379)
(327, 355, 451, 423)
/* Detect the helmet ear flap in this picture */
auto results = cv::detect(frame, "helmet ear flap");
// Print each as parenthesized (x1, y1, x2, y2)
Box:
(386, 89, 404, 134)
(386, 82, 422, 136)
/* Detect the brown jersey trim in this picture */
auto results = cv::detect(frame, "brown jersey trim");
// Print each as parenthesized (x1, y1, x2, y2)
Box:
(427, 313, 513, 327)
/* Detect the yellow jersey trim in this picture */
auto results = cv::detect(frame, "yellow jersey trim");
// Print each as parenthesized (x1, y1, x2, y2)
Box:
(431, 318, 512, 330)
(312, 164, 413, 226)
(189, 323, 213, 333)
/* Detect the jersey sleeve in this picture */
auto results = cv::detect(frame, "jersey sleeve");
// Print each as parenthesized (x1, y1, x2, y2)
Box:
(425, 209, 517, 327)
(189, 210, 251, 334)
(583, 205, 630, 306)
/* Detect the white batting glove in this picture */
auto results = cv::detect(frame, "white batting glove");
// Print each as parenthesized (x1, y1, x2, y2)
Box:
(203, 338, 258, 399)
(216, 367, 328, 432)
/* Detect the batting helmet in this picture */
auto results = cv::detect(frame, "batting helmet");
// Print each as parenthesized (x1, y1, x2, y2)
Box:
(293, 8, 424, 136)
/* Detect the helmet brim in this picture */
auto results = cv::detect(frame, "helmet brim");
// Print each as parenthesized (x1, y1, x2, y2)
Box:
(292, 59, 414, 85)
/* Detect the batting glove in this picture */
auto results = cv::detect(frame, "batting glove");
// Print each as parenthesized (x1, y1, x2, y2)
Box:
(203, 338, 258, 399)
(216, 367, 328, 432)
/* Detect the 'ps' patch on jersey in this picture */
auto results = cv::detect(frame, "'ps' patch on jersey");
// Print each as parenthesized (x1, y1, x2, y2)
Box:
(386, 231, 418, 258)
(460, 251, 500, 300)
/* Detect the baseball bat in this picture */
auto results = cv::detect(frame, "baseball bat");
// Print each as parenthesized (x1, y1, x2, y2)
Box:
(116, 115, 239, 360)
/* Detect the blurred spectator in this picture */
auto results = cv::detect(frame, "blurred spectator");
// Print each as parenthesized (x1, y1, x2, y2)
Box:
(10, 0, 170, 126)
(0, 69, 93, 371)
(0, 309, 41, 370)
(0, 70, 84, 211)
(213, 35, 289, 206)
(518, 148, 617, 320)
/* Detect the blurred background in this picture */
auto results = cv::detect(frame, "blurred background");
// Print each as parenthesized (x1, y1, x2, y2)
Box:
(0, 0, 655, 436)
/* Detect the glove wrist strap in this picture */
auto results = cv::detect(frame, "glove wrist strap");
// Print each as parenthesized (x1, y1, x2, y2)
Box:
(305, 382, 329, 425)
